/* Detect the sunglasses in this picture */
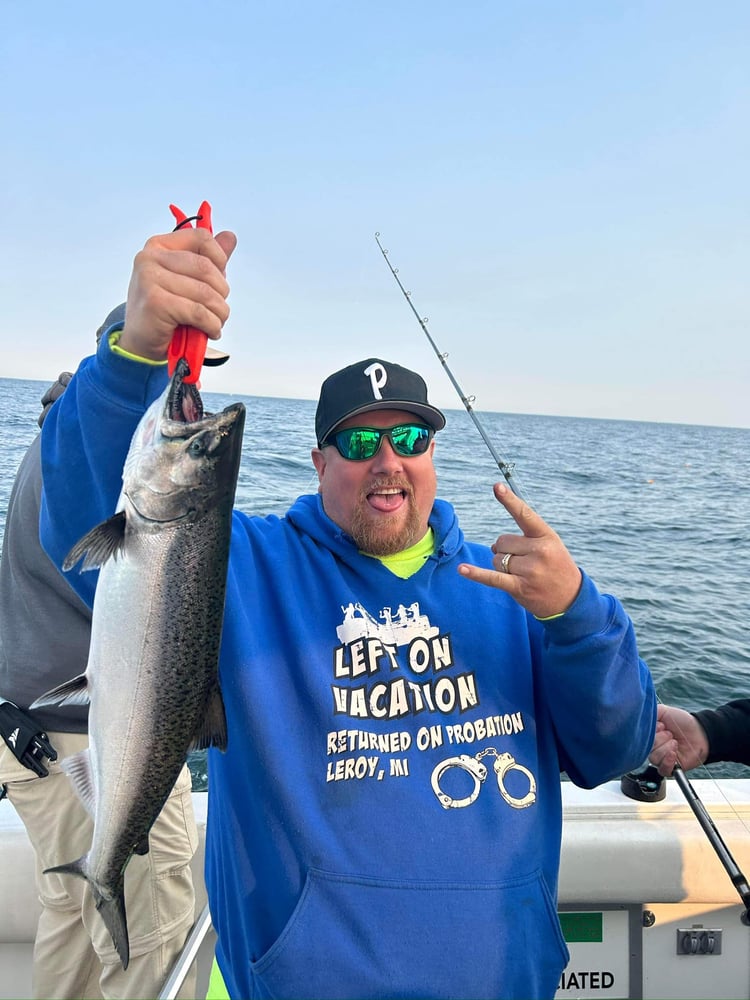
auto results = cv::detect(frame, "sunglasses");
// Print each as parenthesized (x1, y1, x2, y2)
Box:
(324, 423, 434, 461)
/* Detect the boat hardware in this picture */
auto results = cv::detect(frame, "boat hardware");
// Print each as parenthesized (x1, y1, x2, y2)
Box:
(158, 903, 213, 1000)
(374, 233, 526, 500)
(620, 763, 666, 802)
(374, 233, 750, 926)
(676, 925, 722, 955)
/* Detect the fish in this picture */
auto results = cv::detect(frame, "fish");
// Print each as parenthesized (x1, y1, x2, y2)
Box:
(31, 359, 245, 969)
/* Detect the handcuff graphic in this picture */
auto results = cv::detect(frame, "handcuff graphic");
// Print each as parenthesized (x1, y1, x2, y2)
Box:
(431, 747, 537, 810)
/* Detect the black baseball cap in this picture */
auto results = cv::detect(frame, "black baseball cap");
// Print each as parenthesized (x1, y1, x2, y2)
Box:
(96, 303, 127, 344)
(315, 358, 446, 445)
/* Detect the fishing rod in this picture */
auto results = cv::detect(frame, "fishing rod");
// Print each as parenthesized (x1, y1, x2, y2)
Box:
(672, 763, 750, 922)
(374, 233, 526, 501)
(374, 231, 750, 924)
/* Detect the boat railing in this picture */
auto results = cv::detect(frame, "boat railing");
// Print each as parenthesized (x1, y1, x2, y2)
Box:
(158, 904, 213, 1000)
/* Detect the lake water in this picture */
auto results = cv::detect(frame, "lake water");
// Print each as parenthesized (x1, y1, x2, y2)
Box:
(1, 376, 748, 781)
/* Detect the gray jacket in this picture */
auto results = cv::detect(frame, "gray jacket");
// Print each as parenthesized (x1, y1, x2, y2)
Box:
(0, 382, 91, 732)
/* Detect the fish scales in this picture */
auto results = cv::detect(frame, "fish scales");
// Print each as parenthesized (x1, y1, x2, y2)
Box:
(32, 360, 245, 969)
(83, 528, 220, 877)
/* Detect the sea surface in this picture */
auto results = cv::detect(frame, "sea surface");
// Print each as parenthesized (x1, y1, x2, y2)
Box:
(1, 376, 748, 783)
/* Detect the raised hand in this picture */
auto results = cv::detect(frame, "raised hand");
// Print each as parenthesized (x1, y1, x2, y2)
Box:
(119, 227, 237, 361)
(458, 483, 582, 619)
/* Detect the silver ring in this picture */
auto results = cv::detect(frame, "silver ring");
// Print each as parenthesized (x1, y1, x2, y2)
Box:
(501, 552, 513, 574)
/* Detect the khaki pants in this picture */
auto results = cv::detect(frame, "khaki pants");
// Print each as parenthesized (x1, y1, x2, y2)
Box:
(0, 732, 198, 1000)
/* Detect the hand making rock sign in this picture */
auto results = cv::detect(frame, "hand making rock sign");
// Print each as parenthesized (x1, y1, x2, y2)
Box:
(458, 482, 583, 620)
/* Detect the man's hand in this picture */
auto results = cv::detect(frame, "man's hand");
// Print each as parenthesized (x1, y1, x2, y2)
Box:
(119, 228, 237, 361)
(458, 482, 582, 619)
(649, 704, 709, 776)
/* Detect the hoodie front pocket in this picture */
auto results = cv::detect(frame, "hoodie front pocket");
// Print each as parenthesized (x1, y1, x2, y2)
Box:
(252, 867, 568, 1000)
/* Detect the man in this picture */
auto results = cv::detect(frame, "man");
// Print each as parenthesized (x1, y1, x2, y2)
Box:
(39, 222, 656, 1000)
(0, 306, 198, 1000)
(650, 700, 750, 775)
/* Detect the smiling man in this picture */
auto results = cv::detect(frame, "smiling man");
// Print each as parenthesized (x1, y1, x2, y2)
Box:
(38, 222, 656, 1000)
(312, 359, 442, 557)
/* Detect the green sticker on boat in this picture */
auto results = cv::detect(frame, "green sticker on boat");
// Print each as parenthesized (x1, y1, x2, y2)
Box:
(559, 912, 604, 943)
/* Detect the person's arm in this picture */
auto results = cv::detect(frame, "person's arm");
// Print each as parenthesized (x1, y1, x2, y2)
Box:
(39, 225, 237, 606)
(458, 484, 657, 787)
(531, 572, 656, 786)
(694, 699, 750, 766)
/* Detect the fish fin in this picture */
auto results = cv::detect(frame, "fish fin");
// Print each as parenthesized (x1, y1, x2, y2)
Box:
(59, 749, 97, 817)
(43, 856, 88, 880)
(63, 512, 128, 572)
(30, 673, 90, 709)
(189, 685, 228, 752)
(97, 892, 130, 969)
(43, 859, 130, 970)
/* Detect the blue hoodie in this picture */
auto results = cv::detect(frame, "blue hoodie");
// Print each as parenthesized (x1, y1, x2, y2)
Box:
(40, 336, 656, 1000)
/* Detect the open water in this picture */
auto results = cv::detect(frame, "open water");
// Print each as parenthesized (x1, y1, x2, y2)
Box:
(1, 376, 748, 781)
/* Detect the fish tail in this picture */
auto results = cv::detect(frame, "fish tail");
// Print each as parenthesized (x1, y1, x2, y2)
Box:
(95, 890, 130, 971)
(44, 858, 130, 969)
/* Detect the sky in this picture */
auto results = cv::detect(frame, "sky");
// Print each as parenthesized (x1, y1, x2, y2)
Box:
(1, 1, 748, 428)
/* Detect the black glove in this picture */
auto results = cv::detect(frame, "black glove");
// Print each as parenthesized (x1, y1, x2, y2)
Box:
(38, 372, 73, 428)
(0, 701, 58, 777)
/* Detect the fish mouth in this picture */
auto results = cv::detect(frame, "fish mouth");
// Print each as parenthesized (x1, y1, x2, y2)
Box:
(165, 358, 204, 425)
(118, 360, 246, 528)
(161, 358, 243, 439)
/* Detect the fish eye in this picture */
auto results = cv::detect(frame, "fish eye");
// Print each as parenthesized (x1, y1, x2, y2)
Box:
(188, 438, 206, 458)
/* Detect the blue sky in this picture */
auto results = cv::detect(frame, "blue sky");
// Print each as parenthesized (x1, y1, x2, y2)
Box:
(2, 1, 748, 427)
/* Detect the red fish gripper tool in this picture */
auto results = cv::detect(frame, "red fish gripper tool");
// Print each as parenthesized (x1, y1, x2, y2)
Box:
(168, 200, 213, 384)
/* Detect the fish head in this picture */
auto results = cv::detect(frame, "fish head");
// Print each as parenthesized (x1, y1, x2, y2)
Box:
(122, 359, 246, 525)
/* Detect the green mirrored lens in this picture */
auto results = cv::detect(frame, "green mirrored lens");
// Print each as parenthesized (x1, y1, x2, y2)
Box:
(342, 428, 381, 460)
(390, 425, 431, 456)
(330, 424, 432, 461)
